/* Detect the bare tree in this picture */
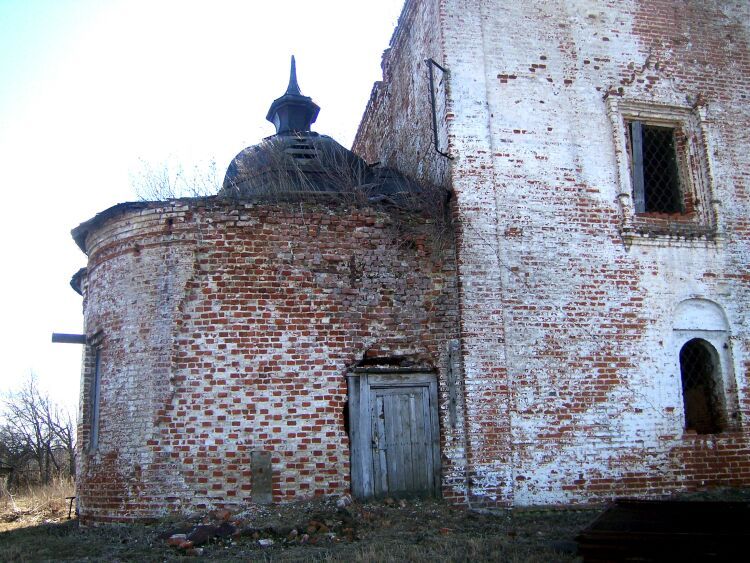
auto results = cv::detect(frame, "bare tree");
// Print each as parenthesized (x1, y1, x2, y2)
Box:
(49, 409, 76, 480)
(0, 424, 31, 495)
(130, 156, 221, 200)
(0, 374, 76, 488)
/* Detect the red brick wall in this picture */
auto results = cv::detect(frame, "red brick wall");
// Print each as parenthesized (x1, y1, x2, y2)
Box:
(76, 199, 459, 521)
(357, 0, 750, 505)
(75, 0, 750, 517)
(353, 0, 451, 190)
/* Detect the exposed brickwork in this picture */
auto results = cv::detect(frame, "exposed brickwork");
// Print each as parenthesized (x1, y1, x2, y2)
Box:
(74, 0, 750, 520)
(76, 200, 459, 521)
(354, 0, 750, 505)
(354, 0, 451, 190)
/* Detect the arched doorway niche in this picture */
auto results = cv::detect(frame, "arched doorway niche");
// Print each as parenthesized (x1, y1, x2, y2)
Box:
(672, 299, 739, 433)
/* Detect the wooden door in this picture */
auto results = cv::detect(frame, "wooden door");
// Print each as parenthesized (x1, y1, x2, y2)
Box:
(371, 385, 435, 497)
(348, 371, 440, 499)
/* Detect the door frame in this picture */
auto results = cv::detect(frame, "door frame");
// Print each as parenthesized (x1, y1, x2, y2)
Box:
(347, 368, 441, 499)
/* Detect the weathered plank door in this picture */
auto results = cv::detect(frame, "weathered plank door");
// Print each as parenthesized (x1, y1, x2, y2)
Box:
(348, 371, 440, 499)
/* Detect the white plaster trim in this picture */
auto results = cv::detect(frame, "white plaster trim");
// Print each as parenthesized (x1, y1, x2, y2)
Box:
(606, 97, 718, 247)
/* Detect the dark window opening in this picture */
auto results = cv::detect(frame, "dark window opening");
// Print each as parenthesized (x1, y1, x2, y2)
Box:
(89, 348, 102, 450)
(628, 121, 684, 214)
(679, 339, 725, 434)
(343, 401, 350, 438)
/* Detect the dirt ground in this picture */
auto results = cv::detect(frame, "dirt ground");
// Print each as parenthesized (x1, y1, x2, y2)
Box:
(0, 496, 598, 562)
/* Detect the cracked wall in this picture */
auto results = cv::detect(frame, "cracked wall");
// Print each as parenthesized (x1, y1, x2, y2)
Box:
(355, 0, 750, 505)
(76, 199, 460, 521)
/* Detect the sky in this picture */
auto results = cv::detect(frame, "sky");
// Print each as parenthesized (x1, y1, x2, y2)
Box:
(0, 0, 405, 415)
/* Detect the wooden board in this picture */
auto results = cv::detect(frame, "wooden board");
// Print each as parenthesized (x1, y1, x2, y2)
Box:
(348, 371, 440, 499)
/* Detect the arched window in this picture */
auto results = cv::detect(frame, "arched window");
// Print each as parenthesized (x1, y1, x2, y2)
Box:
(679, 339, 725, 434)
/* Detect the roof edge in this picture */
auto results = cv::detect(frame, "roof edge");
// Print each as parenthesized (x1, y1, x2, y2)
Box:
(71, 196, 217, 254)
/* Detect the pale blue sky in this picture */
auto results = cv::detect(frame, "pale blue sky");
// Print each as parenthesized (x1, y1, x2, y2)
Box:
(0, 0, 405, 414)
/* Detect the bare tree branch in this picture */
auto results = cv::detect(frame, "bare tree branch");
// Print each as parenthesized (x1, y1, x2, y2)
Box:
(1, 374, 76, 489)
(130, 157, 221, 200)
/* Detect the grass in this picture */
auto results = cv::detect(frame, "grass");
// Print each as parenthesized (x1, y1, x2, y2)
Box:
(3, 484, 748, 561)
(0, 477, 75, 532)
(0, 490, 594, 562)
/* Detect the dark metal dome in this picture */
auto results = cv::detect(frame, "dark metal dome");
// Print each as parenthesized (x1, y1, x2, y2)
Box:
(222, 132, 368, 197)
(220, 57, 426, 204)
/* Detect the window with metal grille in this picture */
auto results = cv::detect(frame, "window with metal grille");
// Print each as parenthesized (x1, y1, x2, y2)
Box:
(679, 339, 725, 434)
(628, 121, 684, 214)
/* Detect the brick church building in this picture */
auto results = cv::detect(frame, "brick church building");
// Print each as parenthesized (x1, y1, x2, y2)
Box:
(70, 0, 749, 521)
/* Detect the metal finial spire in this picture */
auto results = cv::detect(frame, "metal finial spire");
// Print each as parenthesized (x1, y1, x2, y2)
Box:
(266, 55, 320, 135)
(286, 55, 301, 95)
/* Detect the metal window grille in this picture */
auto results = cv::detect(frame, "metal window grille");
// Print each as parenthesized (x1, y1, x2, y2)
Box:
(629, 121, 683, 214)
(679, 339, 723, 434)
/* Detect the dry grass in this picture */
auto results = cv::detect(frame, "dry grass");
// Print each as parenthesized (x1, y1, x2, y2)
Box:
(0, 477, 75, 532)
(4, 488, 747, 561)
(0, 495, 594, 562)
